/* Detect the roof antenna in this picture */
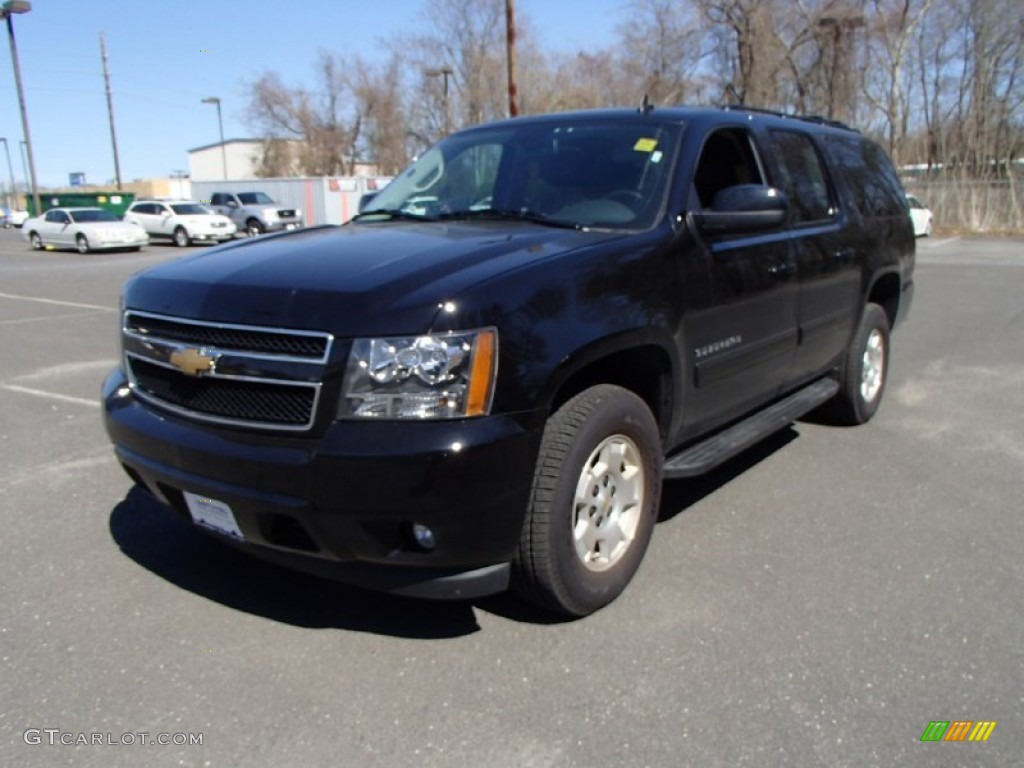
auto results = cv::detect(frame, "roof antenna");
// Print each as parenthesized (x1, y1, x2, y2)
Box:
(639, 94, 653, 115)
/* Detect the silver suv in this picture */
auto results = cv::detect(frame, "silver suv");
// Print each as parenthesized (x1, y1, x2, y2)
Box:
(207, 192, 303, 237)
(125, 200, 237, 247)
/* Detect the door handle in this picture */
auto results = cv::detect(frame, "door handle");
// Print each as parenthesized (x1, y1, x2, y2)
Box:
(832, 247, 855, 262)
(768, 262, 796, 278)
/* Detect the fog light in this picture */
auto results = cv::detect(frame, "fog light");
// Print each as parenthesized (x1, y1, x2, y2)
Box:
(410, 523, 436, 551)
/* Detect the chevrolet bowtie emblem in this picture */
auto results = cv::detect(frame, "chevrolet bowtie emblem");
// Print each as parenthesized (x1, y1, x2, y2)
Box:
(169, 347, 217, 376)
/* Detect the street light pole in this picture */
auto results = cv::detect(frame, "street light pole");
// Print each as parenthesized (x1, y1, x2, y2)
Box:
(202, 97, 227, 180)
(2, 1, 41, 215)
(424, 67, 453, 136)
(0, 137, 16, 210)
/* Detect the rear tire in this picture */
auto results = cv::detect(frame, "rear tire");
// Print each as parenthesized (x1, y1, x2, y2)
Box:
(830, 302, 890, 425)
(513, 385, 662, 618)
(173, 226, 190, 247)
(76, 234, 90, 254)
(29, 231, 43, 250)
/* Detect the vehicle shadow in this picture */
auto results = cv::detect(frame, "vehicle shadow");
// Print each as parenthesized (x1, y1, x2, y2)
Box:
(109, 426, 802, 632)
(108, 486, 481, 639)
(657, 426, 799, 523)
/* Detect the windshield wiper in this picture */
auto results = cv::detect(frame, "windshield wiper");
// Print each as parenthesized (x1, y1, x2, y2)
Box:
(437, 207, 582, 229)
(351, 209, 438, 222)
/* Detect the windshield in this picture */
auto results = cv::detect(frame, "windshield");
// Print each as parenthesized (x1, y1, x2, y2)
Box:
(237, 192, 274, 205)
(363, 118, 681, 230)
(171, 203, 213, 215)
(70, 209, 120, 223)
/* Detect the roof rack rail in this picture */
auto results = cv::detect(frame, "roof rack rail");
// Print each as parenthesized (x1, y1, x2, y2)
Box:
(719, 104, 858, 133)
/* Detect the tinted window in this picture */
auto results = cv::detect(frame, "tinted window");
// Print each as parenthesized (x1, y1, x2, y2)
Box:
(769, 130, 836, 223)
(171, 203, 212, 215)
(45, 210, 65, 223)
(825, 135, 908, 218)
(70, 209, 119, 223)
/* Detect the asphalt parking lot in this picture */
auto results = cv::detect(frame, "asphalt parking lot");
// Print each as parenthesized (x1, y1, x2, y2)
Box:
(1, 228, 1022, 767)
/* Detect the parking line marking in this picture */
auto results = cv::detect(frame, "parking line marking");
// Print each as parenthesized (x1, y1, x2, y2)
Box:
(0, 310, 113, 326)
(924, 236, 961, 249)
(0, 384, 100, 409)
(13, 360, 116, 383)
(0, 291, 115, 313)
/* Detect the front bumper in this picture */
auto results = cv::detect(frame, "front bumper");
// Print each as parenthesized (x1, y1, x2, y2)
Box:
(191, 229, 236, 242)
(94, 235, 149, 250)
(262, 218, 303, 232)
(102, 368, 543, 599)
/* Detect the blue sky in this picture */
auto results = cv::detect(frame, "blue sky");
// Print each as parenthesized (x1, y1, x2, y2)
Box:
(0, 0, 625, 189)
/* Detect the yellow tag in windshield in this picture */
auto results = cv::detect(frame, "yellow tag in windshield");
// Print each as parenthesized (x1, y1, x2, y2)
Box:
(634, 138, 658, 153)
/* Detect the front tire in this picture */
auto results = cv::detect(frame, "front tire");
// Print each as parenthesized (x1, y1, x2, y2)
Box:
(173, 226, 190, 247)
(513, 385, 662, 618)
(831, 302, 890, 425)
(75, 234, 90, 254)
(246, 218, 264, 237)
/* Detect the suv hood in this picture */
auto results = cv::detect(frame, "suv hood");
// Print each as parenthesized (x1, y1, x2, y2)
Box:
(123, 222, 622, 336)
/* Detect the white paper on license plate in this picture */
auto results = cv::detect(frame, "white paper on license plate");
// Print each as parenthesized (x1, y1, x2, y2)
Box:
(183, 491, 244, 539)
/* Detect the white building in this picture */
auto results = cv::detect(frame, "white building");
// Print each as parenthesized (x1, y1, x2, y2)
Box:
(188, 139, 267, 182)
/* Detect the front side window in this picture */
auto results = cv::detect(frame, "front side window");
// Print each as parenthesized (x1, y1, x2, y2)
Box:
(237, 192, 274, 205)
(363, 119, 681, 231)
(769, 130, 837, 224)
(692, 128, 765, 209)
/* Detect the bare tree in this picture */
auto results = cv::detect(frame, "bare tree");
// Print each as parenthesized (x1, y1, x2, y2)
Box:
(861, 0, 933, 164)
(246, 52, 354, 175)
(616, 0, 705, 105)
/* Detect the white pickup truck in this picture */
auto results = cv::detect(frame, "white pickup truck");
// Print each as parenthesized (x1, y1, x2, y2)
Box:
(207, 191, 303, 237)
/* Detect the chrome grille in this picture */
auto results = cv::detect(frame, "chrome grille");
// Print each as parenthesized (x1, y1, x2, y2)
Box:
(122, 311, 333, 431)
(125, 311, 328, 360)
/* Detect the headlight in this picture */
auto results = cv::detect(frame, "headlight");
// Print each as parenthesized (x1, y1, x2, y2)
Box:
(340, 328, 497, 420)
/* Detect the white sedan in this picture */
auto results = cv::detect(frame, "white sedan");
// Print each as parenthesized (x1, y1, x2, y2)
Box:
(23, 207, 149, 253)
(906, 194, 933, 237)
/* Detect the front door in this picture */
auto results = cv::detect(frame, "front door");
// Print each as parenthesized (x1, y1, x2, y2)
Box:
(678, 126, 799, 435)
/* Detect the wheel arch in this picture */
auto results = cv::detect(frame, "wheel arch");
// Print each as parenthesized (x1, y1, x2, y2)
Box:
(866, 269, 901, 328)
(542, 333, 677, 443)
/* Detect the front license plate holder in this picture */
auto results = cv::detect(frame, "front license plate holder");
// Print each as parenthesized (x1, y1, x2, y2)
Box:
(183, 491, 244, 540)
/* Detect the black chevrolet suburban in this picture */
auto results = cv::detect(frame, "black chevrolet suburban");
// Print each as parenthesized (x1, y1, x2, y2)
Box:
(103, 106, 914, 617)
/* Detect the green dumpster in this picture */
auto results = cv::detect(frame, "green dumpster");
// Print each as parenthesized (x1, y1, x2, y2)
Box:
(26, 191, 136, 218)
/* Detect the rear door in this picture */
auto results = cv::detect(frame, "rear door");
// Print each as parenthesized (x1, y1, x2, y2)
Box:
(765, 129, 860, 381)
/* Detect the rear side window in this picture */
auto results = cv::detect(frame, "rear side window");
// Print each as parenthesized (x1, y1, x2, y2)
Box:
(769, 130, 836, 224)
(825, 135, 908, 218)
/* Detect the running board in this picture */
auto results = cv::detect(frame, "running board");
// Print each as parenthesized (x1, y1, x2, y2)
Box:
(663, 378, 839, 479)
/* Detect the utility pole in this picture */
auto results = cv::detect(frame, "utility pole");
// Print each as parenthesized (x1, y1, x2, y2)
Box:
(505, 0, 518, 118)
(3, 1, 41, 216)
(99, 32, 123, 189)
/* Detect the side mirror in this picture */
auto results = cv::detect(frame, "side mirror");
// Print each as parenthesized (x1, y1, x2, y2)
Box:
(227, 199, 238, 208)
(358, 192, 379, 213)
(691, 184, 788, 234)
